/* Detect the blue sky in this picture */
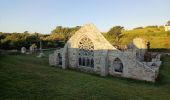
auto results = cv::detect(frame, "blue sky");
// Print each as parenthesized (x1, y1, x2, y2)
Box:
(0, 0, 170, 34)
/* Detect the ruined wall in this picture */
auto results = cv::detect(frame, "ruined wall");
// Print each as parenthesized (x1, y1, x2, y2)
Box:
(49, 23, 160, 82)
(108, 50, 157, 82)
(49, 49, 63, 67)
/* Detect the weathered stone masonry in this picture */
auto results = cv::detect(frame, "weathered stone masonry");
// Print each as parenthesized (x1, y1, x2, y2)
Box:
(49, 23, 161, 82)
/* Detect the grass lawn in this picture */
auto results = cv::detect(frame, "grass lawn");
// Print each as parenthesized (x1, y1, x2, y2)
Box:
(0, 52, 170, 100)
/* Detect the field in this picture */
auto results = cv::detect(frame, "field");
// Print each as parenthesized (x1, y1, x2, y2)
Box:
(0, 52, 170, 100)
(120, 28, 170, 49)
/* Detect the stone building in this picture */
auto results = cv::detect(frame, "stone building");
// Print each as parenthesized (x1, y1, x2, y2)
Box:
(49, 24, 161, 82)
(165, 21, 170, 31)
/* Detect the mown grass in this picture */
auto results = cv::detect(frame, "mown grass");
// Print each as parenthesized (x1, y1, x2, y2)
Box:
(0, 52, 170, 100)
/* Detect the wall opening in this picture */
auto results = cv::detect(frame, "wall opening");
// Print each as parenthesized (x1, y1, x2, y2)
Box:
(113, 58, 123, 73)
(78, 37, 94, 68)
(58, 53, 62, 65)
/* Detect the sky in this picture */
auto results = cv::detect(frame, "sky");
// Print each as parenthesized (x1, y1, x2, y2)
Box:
(0, 0, 170, 34)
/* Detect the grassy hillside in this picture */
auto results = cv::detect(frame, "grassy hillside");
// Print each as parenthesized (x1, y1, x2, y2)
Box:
(119, 27, 170, 49)
(0, 52, 170, 100)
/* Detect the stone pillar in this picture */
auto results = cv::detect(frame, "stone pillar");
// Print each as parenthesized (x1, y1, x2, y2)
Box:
(100, 50, 109, 76)
(62, 44, 68, 69)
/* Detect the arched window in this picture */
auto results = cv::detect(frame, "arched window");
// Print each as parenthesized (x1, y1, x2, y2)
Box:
(78, 37, 94, 68)
(113, 58, 123, 73)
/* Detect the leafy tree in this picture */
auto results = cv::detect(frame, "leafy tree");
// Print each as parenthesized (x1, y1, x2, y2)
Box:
(0, 32, 5, 49)
(24, 31, 29, 34)
(51, 26, 81, 42)
(30, 43, 37, 49)
(107, 26, 124, 45)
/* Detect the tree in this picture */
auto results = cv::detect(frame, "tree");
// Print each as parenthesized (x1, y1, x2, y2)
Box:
(107, 26, 124, 45)
(51, 26, 81, 42)
(167, 21, 170, 26)
(24, 31, 29, 34)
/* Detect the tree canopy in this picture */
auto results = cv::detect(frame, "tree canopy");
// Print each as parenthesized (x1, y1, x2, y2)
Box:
(0, 26, 81, 50)
(0, 24, 168, 50)
(105, 26, 124, 45)
(51, 26, 81, 42)
(167, 21, 170, 26)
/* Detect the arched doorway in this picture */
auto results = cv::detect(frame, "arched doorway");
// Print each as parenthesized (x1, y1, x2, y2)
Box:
(113, 58, 123, 73)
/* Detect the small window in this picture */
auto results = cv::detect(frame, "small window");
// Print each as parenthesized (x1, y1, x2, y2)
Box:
(113, 58, 123, 73)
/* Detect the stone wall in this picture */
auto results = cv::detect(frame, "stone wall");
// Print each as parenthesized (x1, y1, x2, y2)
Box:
(62, 24, 116, 76)
(108, 50, 157, 82)
(49, 49, 63, 67)
(165, 26, 170, 31)
(49, 23, 161, 82)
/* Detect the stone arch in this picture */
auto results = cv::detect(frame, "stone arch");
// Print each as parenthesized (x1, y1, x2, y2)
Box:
(78, 36, 94, 68)
(113, 58, 123, 73)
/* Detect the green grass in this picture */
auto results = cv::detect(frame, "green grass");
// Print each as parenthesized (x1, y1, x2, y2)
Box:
(0, 52, 170, 100)
(119, 28, 170, 49)
(103, 27, 170, 49)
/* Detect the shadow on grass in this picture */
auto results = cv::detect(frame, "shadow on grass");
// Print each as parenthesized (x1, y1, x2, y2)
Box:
(52, 67, 159, 87)
(155, 55, 170, 85)
(50, 55, 170, 88)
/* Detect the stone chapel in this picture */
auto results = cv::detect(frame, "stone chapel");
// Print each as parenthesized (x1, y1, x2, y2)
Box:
(49, 24, 161, 82)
